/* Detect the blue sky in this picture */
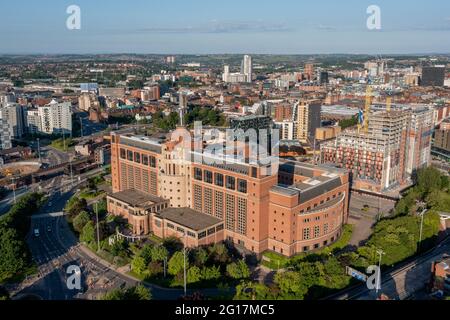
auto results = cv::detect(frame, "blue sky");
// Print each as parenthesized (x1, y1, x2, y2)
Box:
(0, 0, 449, 54)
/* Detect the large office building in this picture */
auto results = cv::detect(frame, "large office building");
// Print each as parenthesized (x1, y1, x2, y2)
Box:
(0, 103, 26, 138)
(0, 119, 12, 150)
(320, 105, 433, 193)
(223, 55, 253, 83)
(35, 100, 73, 135)
(107, 129, 350, 257)
(295, 100, 322, 143)
(421, 66, 446, 87)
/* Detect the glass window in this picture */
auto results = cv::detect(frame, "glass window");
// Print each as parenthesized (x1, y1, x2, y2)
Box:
(142, 155, 149, 166)
(194, 168, 203, 181)
(134, 152, 141, 163)
(198, 231, 207, 239)
(120, 148, 126, 159)
(167, 223, 175, 229)
(127, 150, 133, 161)
(226, 176, 235, 190)
(150, 156, 156, 168)
(214, 173, 224, 187)
(204, 170, 213, 184)
(237, 179, 247, 193)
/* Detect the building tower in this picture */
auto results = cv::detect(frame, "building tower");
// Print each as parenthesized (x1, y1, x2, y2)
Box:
(241, 55, 253, 83)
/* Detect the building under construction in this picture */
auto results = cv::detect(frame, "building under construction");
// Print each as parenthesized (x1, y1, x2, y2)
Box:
(320, 105, 433, 193)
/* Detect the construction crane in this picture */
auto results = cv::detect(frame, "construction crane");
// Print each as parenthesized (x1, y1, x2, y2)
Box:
(364, 86, 372, 134)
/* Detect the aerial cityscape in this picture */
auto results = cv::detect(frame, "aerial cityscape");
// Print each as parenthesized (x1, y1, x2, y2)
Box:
(0, 1, 449, 312)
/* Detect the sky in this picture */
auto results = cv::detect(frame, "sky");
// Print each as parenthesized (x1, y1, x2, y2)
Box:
(0, 0, 449, 54)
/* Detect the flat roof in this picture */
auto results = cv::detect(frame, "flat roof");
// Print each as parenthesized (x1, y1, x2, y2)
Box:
(109, 189, 167, 208)
(157, 208, 223, 231)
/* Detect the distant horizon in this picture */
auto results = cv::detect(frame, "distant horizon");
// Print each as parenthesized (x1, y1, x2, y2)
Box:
(1, 52, 450, 57)
(1, 0, 449, 54)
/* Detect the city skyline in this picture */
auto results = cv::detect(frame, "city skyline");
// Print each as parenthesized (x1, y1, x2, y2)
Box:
(0, 0, 450, 54)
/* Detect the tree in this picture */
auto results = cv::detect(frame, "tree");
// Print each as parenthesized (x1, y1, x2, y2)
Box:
(151, 245, 169, 263)
(187, 266, 202, 284)
(72, 211, 90, 233)
(80, 221, 96, 244)
(0, 227, 27, 283)
(102, 285, 151, 300)
(192, 247, 208, 266)
(274, 270, 309, 300)
(226, 260, 250, 280)
(201, 265, 221, 281)
(110, 238, 128, 257)
(234, 281, 275, 300)
(131, 256, 147, 275)
(168, 251, 186, 276)
(65, 197, 87, 217)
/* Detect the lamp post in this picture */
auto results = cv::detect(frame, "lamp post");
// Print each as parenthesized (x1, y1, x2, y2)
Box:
(37, 138, 41, 163)
(95, 202, 100, 252)
(376, 249, 385, 295)
(183, 233, 187, 296)
(418, 209, 427, 253)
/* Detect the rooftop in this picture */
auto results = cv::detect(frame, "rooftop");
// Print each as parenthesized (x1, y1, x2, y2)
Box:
(109, 189, 167, 208)
(157, 208, 223, 231)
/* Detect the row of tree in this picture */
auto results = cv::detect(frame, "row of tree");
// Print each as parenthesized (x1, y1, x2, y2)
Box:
(0, 193, 44, 284)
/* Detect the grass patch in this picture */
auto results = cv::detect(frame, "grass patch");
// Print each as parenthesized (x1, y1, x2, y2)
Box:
(50, 138, 75, 151)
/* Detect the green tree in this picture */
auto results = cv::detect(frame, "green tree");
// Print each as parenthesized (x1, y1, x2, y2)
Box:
(102, 285, 151, 300)
(80, 221, 96, 244)
(187, 266, 202, 284)
(226, 260, 250, 280)
(234, 281, 275, 300)
(193, 247, 208, 266)
(131, 256, 147, 275)
(0, 228, 27, 283)
(274, 270, 309, 300)
(151, 245, 169, 263)
(72, 211, 90, 233)
(201, 265, 221, 281)
(168, 251, 186, 276)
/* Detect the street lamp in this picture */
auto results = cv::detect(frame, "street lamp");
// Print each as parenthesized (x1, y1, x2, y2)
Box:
(95, 202, 101, 252)
(37, 138, 41, 163)
(418, 209, 427, 253)
(376, 249, 385, 295)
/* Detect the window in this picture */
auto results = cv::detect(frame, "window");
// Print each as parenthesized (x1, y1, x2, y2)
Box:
(314, 226, 320, 238)
(120, 148, 126, 159)
(314, 243, 320, 249)
(207, 227, 215, 236)
(127, 150, 133, 161)
(303, 246, 310, 252)
(204, 170, 213, 184)
(226, 176, 236, 190)
(155, 220, 161, 228)
(216, 224, 224, 232)
(177, 227, 185, 234)
(323, 223, 329, 234)
(150, 156, 156, 168)
(142, 155, 149, 166)
(167, 223, 175, 229)
(251, 167, 257, 178)
(134, 152, 141, 163)
(187, 231, 196, 238)
(214, 173, 224, 187)
(194, 168, 203, 181)
(303, 228, 311, 240)
(198, 231, 207, 239)
(237, 179, 247, 193)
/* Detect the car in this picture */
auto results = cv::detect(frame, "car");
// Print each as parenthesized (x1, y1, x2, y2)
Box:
(34, 229, 40, 237)
(47, 226, 51, 232)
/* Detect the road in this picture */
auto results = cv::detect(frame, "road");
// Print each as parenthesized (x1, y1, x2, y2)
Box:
(326, 236, 450, 300)
(13, 176, 229, 300)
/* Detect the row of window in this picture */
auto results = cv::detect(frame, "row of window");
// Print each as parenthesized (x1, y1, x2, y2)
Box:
(164, 222, 225, 239)
(120, 148, 157, 168)
(194, 168, 248, 193)
(272, 235, 337, 255)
